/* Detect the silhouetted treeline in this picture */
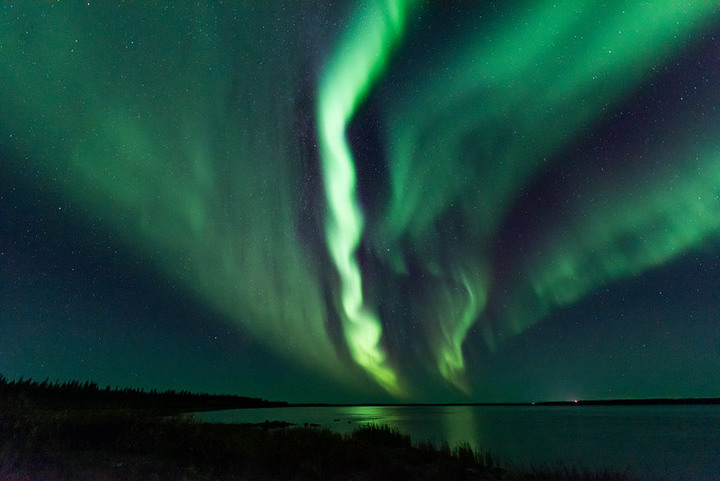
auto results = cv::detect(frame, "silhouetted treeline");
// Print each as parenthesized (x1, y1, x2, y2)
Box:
(0, 374, 286, 411)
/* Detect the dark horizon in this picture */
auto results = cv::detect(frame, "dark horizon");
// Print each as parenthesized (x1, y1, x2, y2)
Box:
(4, 373, 718, 409)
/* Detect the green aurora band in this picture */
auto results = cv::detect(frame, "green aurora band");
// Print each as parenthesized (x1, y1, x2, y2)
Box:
(1, 1, 718, 399)
(317, 0, 418, 396)
(377, 0, 718, 388)
(0, 3, 358, 388)
(502, 130, 720, 338)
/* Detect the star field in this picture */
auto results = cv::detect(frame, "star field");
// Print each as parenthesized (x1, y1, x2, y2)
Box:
(1, 1, 718, 403)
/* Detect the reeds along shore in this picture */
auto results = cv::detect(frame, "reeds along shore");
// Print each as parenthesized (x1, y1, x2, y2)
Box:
(1, 404, 641, 481)
(0, 376, 642, 480)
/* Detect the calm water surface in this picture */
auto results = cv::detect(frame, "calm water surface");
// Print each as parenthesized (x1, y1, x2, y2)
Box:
(197, 404, 720, 480)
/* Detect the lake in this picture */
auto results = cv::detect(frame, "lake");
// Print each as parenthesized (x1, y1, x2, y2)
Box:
(197, 404, 720, 480)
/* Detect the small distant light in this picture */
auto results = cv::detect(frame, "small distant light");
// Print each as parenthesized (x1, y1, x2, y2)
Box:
(574, 400, 578, 403)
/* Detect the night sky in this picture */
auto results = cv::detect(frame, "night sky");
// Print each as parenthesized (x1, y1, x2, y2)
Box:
(1, 1, 719, 404)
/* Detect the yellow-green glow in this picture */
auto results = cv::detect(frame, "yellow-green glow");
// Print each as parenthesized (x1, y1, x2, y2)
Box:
(437, 273, 485, 391)
(318, 0, 418, 395)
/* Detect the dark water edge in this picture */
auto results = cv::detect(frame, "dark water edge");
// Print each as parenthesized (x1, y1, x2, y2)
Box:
(1, 376, 717, 479)
(198, 404, 720, 481)
(0, 405, 654, 481)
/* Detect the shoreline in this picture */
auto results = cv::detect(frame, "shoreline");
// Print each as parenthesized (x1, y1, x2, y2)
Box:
(0, 405, 648, 481)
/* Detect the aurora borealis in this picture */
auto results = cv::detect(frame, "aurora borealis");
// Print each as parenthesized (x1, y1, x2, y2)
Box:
(1, 1, 719, 403)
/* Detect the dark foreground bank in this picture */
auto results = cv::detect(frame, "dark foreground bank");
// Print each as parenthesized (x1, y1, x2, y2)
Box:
(0, 404, 645, 481)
